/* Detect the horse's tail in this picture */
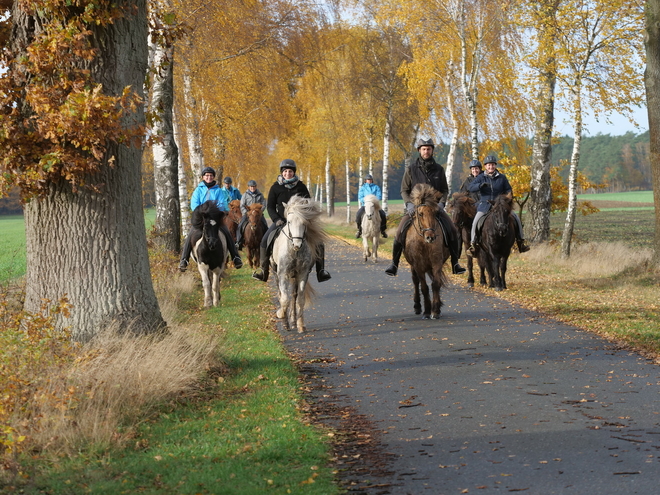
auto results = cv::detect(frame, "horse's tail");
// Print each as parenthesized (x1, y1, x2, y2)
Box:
(302, 280, 317, 306)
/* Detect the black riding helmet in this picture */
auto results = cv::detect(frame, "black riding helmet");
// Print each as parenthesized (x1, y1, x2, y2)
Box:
(279, 159, 297, 172)
(483, 155, 498, 165)
(201, 167, 216, 177)
(416, 138, 435, 149)
(248, 180, 257, 187)
(223, 176, 232, 184)
(469, 159, 482, 169)
(364, 174, 373, 181)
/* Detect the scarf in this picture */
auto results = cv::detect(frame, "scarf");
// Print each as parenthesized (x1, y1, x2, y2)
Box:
(204, 180, 217, 188)
(277, 174, 300, 189)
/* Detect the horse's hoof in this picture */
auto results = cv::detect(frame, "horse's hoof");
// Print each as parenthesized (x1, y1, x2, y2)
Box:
(431, 313, 440, 319)
(467, 282, 474, 288)
(495, 287, 503, 292)
(422, 314, 430, 320)
(414, 309, 422, 315)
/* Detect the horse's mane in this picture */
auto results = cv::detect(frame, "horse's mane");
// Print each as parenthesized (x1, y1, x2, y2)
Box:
(197, 200, 225, 225)
(229, 199, 241, 209)
(284, 195, 328, 255)
(492, 193, 513, 213)
(451, 192, 476, 217)
(248, 203, 263, 213)
(363, 194, 380, 209)
(410, 183, 440, 208)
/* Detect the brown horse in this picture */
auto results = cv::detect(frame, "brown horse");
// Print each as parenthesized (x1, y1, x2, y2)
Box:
(450, 192, 477, 287)
(477, 193, 516, 291)
(224, 199, 242, 243)
(243, 203, 267, 269)
(403, 183, 450, 319)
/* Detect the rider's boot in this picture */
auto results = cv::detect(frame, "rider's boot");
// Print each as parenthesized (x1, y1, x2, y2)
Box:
(252, 247, 270, 282)
(517, 239, 531, 253)
(385, 239, 403, 276)
(450, 238, 466, 275)
(355, 227, 362, 239)
(381, 227, 388, 238)
(316, 245, 332, 282)
(467, 242, 477, 256)
(178, 236, 192, 272)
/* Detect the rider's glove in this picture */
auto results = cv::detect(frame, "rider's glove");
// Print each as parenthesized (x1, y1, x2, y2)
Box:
(405, 202, 415, 216)
(480, 182, 489, 189)
(275, 219, 285, 227)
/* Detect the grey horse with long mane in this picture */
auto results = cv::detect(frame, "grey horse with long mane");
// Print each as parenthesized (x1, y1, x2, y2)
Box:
(271, 195, 328, 333)
(361, 194, 382, 263)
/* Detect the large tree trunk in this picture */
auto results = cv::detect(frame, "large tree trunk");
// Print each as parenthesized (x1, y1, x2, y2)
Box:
(149, 0, 180, 252)
(528, 4, 557, 244)
(645, 0, 660, 265)
(19, 0, 165, 341)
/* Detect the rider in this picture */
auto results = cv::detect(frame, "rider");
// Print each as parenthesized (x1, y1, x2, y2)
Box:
(179, 167, 244, 271)
(222, 176, 242, 201)
(467, 155, 531, 254)
(355, 174, 388, 239)
(385, 138, 467, 276)
(235, 179, 267, 250)
(252, 159, 331, 283)
(460, 159, 483, 202)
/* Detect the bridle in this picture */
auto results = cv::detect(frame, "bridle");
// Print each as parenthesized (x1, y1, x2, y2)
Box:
(411, 203, 439, 239)
(280, 217, 307, 245)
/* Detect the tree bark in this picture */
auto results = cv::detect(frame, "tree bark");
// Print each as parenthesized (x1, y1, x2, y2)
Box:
(149, 0, 180, 253)
(18, 0, 165, 341)
(182, 46, 205, 175)
(381, 108, 392, 214)
(173, 112, 190, 233)
(645, 0, 660, 265)
(560, 99, 582, 258)
(345, 153, 351, 224)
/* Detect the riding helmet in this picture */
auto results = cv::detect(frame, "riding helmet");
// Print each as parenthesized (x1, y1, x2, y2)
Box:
(483, 155, 498, 165)
(223, 176, 233, 184)
(416, 138, 435, 149)
(364, 174, 373, 181)
(279, 159, 297, 172)
(248, 180, 257, 187)
(201, 167, 216, 177)
(469, 159, 482, 169)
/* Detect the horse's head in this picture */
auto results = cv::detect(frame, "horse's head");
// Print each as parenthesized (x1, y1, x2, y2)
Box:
(492, 193, 513, 237)
(450, 192, 475, 226)
(200, 202, 223, 250)
(363, 194, 380, 220)
(282, 195, 323, 252)
(227, 200, 242, 222)
(411, 184, 441, 244)
(247, 203, 263, 228)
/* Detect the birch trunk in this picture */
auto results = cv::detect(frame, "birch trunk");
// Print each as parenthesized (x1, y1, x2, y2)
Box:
(325, 151, 332, 217)
(561, 101, 583, 258)
(381, 109, 392, 214)
(18, 0, 165, 341)
(644, 0, 660, 265)
(173, 113, 190, 233)
(182, 50, 205, 175)
(149, 1, 180, 252)
(445, 68, 461, 195)
(345, 153, 351, 224)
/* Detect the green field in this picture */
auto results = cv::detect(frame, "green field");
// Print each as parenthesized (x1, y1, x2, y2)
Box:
(578, 190, 654, 203)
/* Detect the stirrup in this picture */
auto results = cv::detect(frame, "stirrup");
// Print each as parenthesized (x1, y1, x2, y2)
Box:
(384, 263, 398, 277)
(467, 243, 477, 255)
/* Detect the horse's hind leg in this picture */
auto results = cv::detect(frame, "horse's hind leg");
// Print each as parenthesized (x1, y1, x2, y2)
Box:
(431, 276, 443, 319)
(372, 236, 379, 263)
(276, 278, 291, 330)
(295, 280, 307, 333)
(419, 276, 432, 319)
(212, 269, 221, 306)
(198, 265, 213, 307)
(466, 254, 475, 287)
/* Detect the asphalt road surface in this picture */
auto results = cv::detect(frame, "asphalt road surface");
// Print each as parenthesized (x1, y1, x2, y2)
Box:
(274, 238, 660, 495)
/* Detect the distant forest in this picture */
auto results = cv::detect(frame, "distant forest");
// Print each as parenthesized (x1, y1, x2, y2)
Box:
(0, 132, 652, 214)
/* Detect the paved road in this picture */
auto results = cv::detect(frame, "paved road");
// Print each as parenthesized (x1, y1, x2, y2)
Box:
(275, 238, 660, 494)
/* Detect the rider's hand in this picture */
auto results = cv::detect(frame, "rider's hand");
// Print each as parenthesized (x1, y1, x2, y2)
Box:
(480, 182, 489, 189)
(276, 219, 284, 227)
(405, 202, 415, 216)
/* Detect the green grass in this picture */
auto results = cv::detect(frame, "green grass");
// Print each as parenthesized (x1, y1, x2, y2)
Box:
(0, 215, 26, 283)
(18, 267, 337, 494)
(578, 190, 654, 203)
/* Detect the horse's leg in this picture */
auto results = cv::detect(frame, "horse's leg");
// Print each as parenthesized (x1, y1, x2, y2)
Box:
(478, 254, 488, 287)
(491, 255, 502, 290)
(372, 235, 379, 263)
(211, 268, 221, 306)
(411, 270, 422, 315)
(500, 254, 509, 290)
(419, 273, 432, 319)
(430, 271, 443, 319)
(466, 253, 475, 287)
(198, 263, 213, 307)
(362, 236, 369, 262)
(295, 277, 307, 333)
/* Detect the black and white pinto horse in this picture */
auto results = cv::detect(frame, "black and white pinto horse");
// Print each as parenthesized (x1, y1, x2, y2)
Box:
(361, 194, 382, 263)
(271, 195, 327, 333)
(190, 200, 227, 307)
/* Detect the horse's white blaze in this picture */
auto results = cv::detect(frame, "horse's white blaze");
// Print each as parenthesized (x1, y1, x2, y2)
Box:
(210, 219, 216, 226)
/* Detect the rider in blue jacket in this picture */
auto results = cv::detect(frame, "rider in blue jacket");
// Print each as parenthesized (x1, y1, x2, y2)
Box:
(222, 176, 242, 202)
(179, 167, 243, 271)
(355, 174, 388, 239)
(467, 155, 530, 254)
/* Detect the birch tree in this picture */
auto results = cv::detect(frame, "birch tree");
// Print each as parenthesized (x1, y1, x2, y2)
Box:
(645, 0, 660, 265)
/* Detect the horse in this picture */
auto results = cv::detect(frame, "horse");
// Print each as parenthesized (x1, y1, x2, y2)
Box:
(271, 195, 327, 333)
(403, 183, 450, 319)
(224, 199, 242, 243)
(361, 194, 382, 263)
(243, 203, 267, 269)
(476, 193, 516, 291)
(450, 192, 477, 287)
(189, 200, 227, 307)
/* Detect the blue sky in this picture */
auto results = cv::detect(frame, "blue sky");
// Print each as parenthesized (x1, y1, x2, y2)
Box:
(554, 106, 648, 137)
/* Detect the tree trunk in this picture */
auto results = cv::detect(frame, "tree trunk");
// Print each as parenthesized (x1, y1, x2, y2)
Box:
(325, 151, 332, 217)
(345, 153, 351, 224)
(173, 112, 190, 233)
(644, 0, 660, 265)
(182, 48, 205, 175)
(528, 5, 557, 244)
(19, 0, 165, 341)
(561, 102, 582, 258)
(381, 108, 392, 214)
(149, 0, 180, 252)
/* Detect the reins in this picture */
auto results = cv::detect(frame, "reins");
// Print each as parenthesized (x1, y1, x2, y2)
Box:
(411, 203, 439, 238)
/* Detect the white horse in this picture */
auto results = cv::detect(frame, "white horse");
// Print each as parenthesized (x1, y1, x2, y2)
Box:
(271, 195, 327, 333)
(361, 194, 382, 263)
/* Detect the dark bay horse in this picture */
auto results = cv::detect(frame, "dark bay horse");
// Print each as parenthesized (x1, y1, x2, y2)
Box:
(190, 200, 227, 307)
(477, 193, 516, 291)
(244, 203, 267, 269)
(403, 184, 450, 319)
(224, 199, 242, 243)
(450, 192, 477, 287)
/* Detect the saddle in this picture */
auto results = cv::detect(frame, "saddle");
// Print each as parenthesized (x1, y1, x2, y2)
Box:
(265, 224, 285, 257)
